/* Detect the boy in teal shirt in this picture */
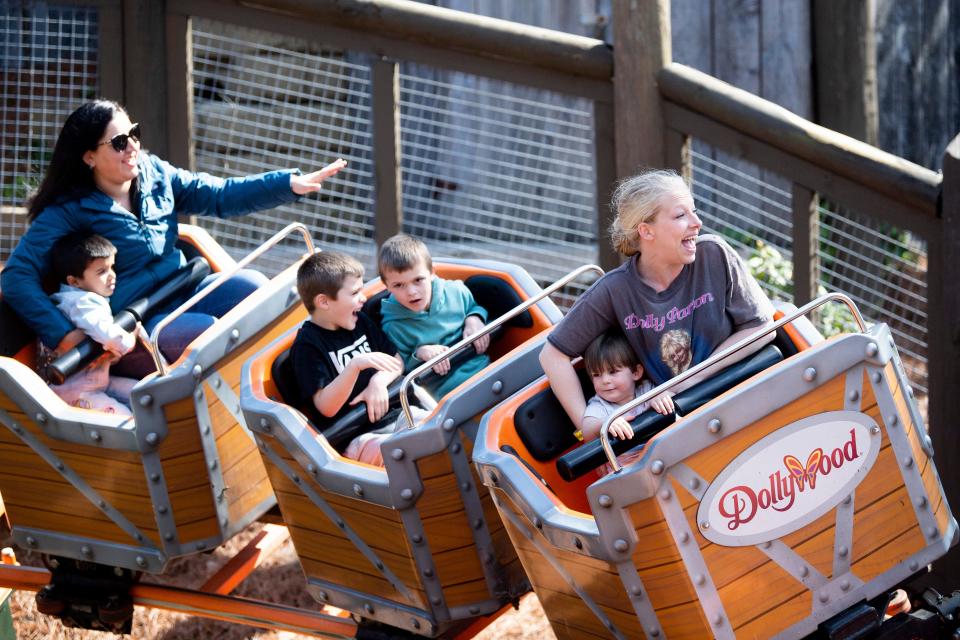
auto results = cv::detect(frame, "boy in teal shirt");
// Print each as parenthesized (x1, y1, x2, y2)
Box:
(378, 234, 490, 399)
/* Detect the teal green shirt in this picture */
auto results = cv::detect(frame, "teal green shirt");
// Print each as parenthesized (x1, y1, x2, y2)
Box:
(380, 277, 489, 398)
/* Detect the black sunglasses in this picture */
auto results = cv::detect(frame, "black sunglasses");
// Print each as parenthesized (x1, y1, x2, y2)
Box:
(96, 123, 141, 152)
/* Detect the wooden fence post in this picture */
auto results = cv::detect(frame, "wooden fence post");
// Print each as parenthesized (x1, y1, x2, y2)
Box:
(927, 133, 960, 582)
(790, 184, 820, 306)
(123, 0, 169, 160)
(611, 0, 671, 175)
(372, 57, 402, 250)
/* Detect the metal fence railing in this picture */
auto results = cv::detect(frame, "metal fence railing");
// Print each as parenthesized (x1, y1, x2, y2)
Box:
(0, 3, 99, 261)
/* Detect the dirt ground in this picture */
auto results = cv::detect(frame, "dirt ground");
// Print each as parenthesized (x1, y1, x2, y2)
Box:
(4, 524, 555, 640)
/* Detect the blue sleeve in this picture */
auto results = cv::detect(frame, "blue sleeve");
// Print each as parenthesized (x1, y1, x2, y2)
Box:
(153, 156, 302, 219)
(1, 206, 81, 347)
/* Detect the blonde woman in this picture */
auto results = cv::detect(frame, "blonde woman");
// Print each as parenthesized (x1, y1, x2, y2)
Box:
(540, 169, 775, 433)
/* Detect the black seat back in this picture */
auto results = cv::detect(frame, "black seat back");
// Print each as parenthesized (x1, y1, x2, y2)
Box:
(514, 368, 592, 462)
(463, 274, 533, 328)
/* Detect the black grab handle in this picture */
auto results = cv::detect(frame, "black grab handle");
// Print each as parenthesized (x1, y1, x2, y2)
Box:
(47, 257, 211, 385)
(555, 344, 784, 481)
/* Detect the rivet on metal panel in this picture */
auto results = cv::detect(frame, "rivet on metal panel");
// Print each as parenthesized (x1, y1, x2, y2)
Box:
(819, 592, 829, 603)
(871, 426, 880, 435)
(700, 521, 710, 530)
(910, 561, 920, 571)
(847, 390, 859, 402)
(866, 342, 879, 357)
(192, 364, 202, 378)
(145, 432, 159, 446)
(631, 584, 643, 597)
(209, 460, 218, 470)
(534, 517, 543, 530)
(423, 567, 434, 578)
(135, 533, 143, 542)
(11, 425, 21, 434)
(411, 618, 421, 630)
(113, 567, 124, 577)
(221, 517, 228, 527)
(259, 418, 270, 430)
(196, 542, 207, 551)
(872, 371, 882, 383)
(319, 590, 329, 601)
(908, 386, 915, 398)
(917, 496, 929, 508)
(679, 532, 690, 544)
(800, 566, 809, 578)
(97, 500, 106, 509)
(929, 527, 939, 539)
(35, 412, 49, 424)
(353, 484, 364, 497)
(195, 388, 203, 400)
(483, 552, 494, 564)
(150, 473, 161, 483)
(451, 442, 461, 454)
(888, 414, 899, 427)
(431, 596, 442, 606)
(838, 546, 848, 557)
(613, 539, 628, 552)
(375, 561, 383, 570)
(689, 477, 700, 490)
(761, 541, 771, 549)
(658, 489, 671, 500)
(714, 614, 724, 626)
(203, 426, 211, 436)
(158, 505, 168, 515)
(391, 449, 404, 461)
(841, 580, 850, 591)
(139, 394, 153, 407)
(213, 378, 221, 388)
(400, 488, 414, 500)
(55, 462, 64, 471)
(230, 328, 240, 341)
(81, 545, 93, 558)
(412, 534, 423, 544)
(802, 367, 817, 382)
(442, 419, 455, 432)
(651, 460, 665, 475)
(461, 481, 471, 492)
(598, 494, 612, 508)
(574, 538, 583, 549)
(490, 473, 499, 485)
(136, 556, 147, 568)
(25, 536, 37, 547)
(924, 435, 934, 452)
(843, 495, 852, 506)
(707, 418, 721, 434)
(470, 606, 480, 615)
(491, 380, 503, 394)
(473, 518, 483, 530)
(649, 627, 660, 637)
(336, 519, 344, 529)
(888, 337, 895, 349)
(90, 430, 101, 442)
(164, 533, 174, 541)
(695, 574, 706, 586)
(904, 457, 914, 468)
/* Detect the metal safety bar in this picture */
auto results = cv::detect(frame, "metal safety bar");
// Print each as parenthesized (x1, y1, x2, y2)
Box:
(149, 223, 315, 375)
(600, 292, 868, 472)
(399, 264, 605, 428)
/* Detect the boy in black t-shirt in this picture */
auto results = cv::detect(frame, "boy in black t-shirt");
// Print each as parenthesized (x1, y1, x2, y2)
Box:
(290, 251, 407, 465)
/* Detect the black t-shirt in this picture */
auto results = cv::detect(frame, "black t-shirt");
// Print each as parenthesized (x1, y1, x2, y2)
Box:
(290, 313, 398, 428)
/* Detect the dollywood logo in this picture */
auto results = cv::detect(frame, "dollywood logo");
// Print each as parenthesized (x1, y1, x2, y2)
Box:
(697, 412, 881, 547)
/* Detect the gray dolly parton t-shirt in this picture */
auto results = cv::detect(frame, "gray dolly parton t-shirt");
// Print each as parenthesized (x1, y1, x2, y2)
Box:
(548, 235, 773, 386)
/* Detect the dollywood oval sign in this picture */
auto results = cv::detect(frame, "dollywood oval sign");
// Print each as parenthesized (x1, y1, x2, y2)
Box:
(697, 411, 881, 547)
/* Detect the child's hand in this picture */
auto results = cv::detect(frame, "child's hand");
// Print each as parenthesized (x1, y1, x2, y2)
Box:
(650, 391, 675, 415)
(349, 351, 403, 375)
(350, 378, 390, 423)
(609, 417, 634, 440)
(463, 315, 489, 354)
(416, 344, 451, 375)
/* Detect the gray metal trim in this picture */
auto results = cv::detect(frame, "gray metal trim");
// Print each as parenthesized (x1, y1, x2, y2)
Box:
(613, 562, 664, 639)
(306, 577, 438, 637)
(832, 488, 855, 578)
(206, 370, 253, 439)
(190, 389, 229, 543)
(844, 365, 864, 412)
(868, 363, 944, 545)
(656, 477, 734, 639)
(0, 407, 156, 554)
(759, 540, 828, 589)
(877, 324, 934, 458)
(395, 497, 450, 623)
(811, 573, 866, 614)
(0, 359, 139, 451)
(258, 438, 415, 601)
(668, 463, 707, 501)
(139, 447, 180, 556)
(13, 526, 165, 573)
(497, 496, 628, 640)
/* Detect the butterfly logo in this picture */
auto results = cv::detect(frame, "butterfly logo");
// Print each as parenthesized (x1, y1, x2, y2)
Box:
(784, 448, 823, 490)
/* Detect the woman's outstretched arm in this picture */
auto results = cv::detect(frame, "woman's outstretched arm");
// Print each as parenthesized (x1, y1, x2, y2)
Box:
(539, 341, 587, 430)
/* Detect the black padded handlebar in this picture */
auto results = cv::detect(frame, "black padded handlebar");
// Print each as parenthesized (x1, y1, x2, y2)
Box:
(555, 344, 783, 481)
(46, 257, 211, 385)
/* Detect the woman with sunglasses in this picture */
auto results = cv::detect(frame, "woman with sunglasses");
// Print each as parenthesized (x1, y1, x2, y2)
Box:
(2, 99, 346, 376)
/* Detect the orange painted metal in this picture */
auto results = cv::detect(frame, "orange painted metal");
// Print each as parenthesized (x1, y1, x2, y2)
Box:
(200, 524, 290, 595)
(0, 563, 357, 638)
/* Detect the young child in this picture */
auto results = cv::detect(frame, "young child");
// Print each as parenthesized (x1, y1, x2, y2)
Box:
(378, 234, 489, 399)
(291, 251, 419, 466)
(580, 331, 674, 475)
(46, 232, 140, 415)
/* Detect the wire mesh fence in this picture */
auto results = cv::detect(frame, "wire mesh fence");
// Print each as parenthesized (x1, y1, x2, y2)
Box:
(0, 2, 99, 261)
(689, 141, 930, 403)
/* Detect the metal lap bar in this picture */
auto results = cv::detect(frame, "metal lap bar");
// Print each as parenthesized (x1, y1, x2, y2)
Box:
(399, 263, 605, 428)
(600, 292, 868, 472)
(149, 222, 315, 375)
(0, 563, 357, 638)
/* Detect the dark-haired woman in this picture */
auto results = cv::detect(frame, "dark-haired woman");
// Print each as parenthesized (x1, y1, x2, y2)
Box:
(1, 99, 346, 376)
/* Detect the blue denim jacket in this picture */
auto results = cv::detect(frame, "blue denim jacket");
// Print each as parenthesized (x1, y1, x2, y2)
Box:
(1, 153, 301, 347)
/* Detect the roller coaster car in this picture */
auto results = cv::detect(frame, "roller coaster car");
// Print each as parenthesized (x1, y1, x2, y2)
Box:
(0, 223, 313, 581)
(240, 259, 567, 638)
(473, 296, 958, 640)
